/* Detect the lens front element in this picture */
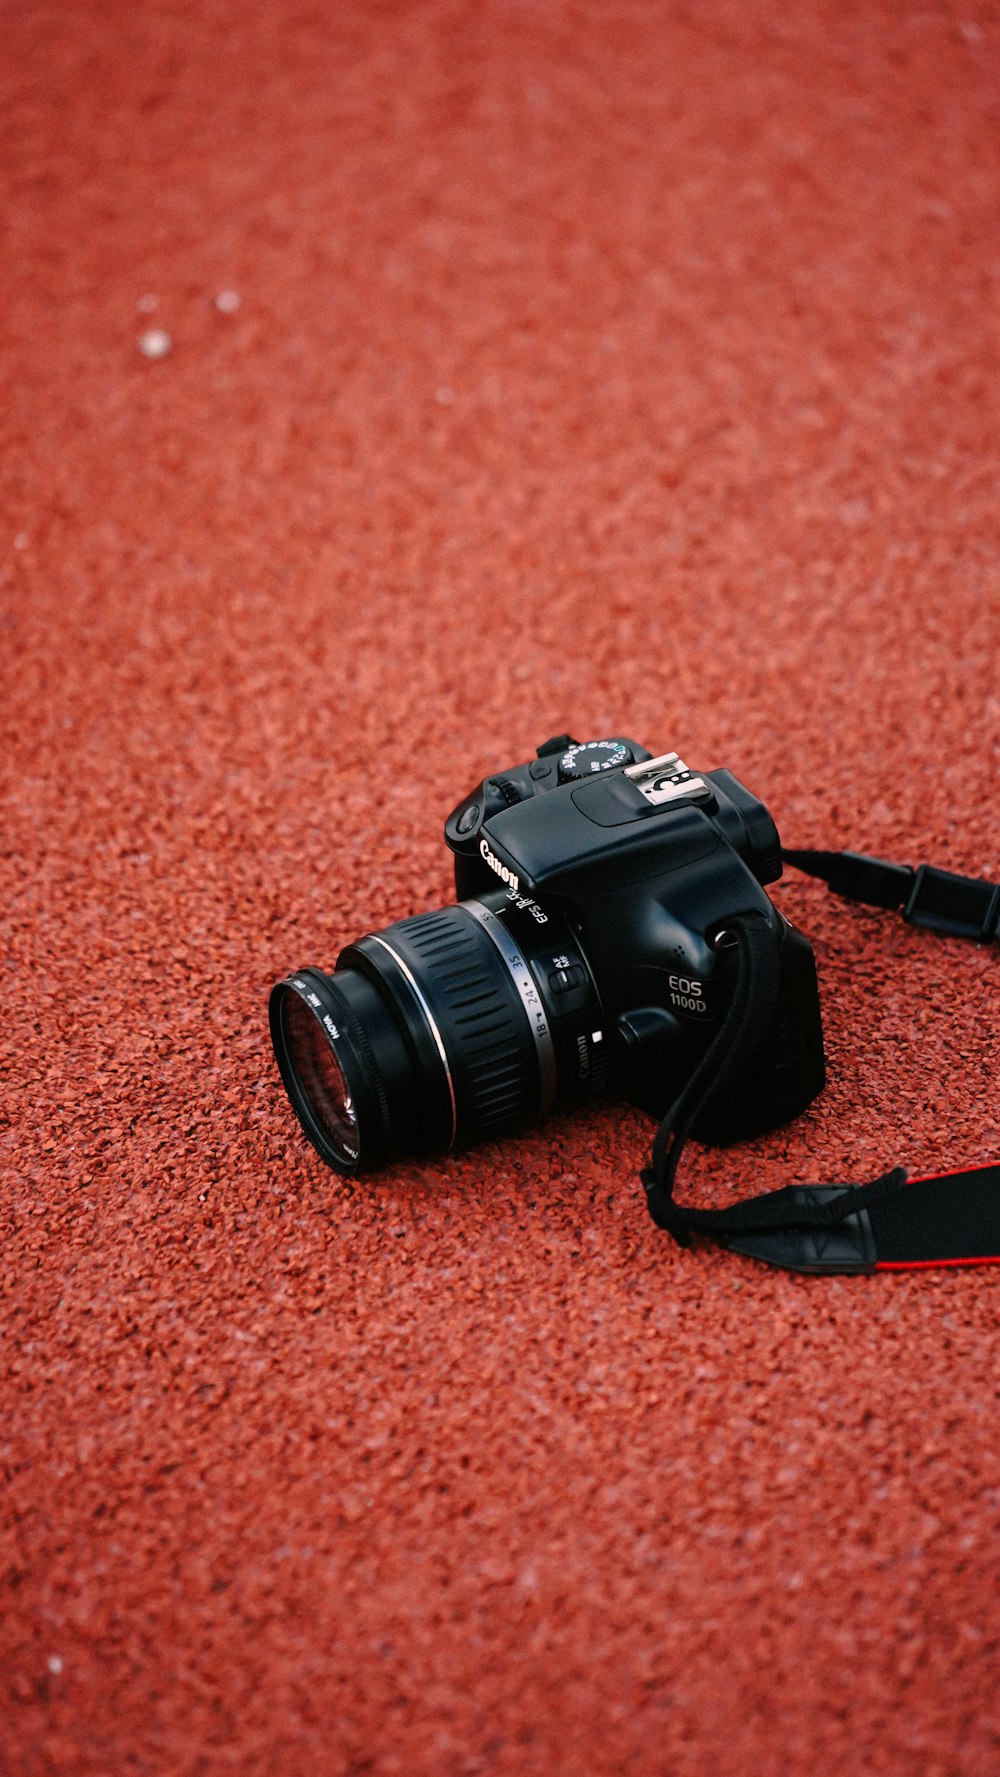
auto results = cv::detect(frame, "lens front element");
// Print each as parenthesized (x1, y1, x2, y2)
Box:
(279, 990, 360, 1167)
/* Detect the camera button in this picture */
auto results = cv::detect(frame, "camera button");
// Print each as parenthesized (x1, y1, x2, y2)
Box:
(455, 801, 482, 836)
(548, 963, 586, 995)
(557, 739, 635, 784)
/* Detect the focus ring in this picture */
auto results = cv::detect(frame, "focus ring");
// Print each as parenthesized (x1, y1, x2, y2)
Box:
(325, 974, 393, 1150)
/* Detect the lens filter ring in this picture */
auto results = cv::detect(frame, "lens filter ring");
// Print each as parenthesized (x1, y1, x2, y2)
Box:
(268, 969, 391, 1174)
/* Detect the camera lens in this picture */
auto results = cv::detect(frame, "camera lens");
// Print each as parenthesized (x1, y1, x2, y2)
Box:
(269, 891, 607, 1175)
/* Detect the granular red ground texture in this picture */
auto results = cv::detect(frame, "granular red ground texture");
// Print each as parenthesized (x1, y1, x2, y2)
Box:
(1, 2, 998, 1772)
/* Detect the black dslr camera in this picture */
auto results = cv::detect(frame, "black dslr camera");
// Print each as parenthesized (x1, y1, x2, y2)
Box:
(269, 735, 827, 1176)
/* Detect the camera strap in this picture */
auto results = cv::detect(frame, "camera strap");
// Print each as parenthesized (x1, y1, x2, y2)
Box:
(782, 848, 1000, 943)
(642, 850, 999, 1275)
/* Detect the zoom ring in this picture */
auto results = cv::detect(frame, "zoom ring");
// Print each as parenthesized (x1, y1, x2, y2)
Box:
(389, 908, 540, 1141)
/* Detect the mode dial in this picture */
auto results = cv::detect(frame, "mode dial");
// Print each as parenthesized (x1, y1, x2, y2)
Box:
(557, 738, 635, 784)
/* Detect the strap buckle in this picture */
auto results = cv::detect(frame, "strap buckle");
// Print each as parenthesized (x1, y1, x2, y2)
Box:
(903, 866, 1000, 943)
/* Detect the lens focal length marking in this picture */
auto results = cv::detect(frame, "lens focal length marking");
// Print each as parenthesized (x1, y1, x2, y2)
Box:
(366, 935, 459, 1147)
(463, 901, 558, 1115)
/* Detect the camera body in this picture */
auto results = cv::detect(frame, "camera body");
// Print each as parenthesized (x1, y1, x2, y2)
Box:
(444, 735, 825, 1144)
(269, 734, 826, 1177)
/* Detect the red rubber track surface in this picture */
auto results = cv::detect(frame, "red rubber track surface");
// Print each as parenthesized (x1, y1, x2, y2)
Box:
(2, 3, 998, 1772)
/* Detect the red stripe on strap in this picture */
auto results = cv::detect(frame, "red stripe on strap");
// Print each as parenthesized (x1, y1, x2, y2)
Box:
(876, 1255, 1000, 1272)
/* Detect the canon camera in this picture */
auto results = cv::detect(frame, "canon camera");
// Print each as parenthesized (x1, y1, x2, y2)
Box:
(268, 734, 827, 1176)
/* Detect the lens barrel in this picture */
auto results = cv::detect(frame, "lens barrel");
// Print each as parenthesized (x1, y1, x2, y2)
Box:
(269, 891, 606, 1175)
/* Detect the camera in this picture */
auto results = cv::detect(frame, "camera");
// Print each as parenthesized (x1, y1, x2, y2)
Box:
(268, 735, 827, 1176)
